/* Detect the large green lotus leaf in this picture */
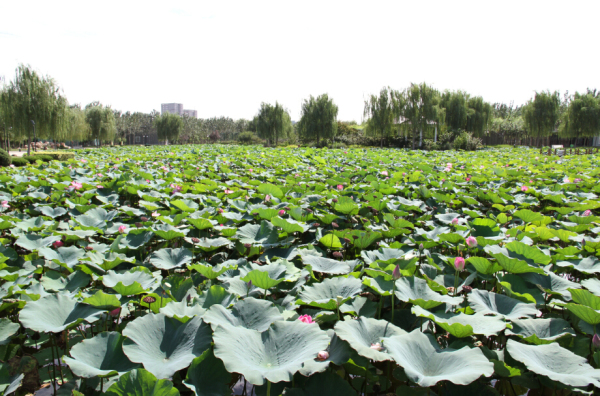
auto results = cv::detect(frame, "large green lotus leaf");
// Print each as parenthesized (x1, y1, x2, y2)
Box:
(521, 270, 581, 300)
(84, 251, 135, 271)
(506, 339, 600, 388)
(237, 221, 280, 247)
(556, 256, 600, 274)
(505, 318, 575, 344)
(122, 314, 212, 379)
(183, 348, 231, 396)
(394, 276, 462, 310)
(213, 321, 329, 385)
(0, 363, 24, 396)
(41, 270, 91, 292)
(105, 368, 180, 396)
(257, 183, 283, 199)
(345, 230, 382, 250)
(170, 199, 199, 213)
(415, 226, 451, 242)
(319, 234, 342, 249)
(468, 289, 540, 320)
(149, 248, 192, 270)
(0, 318, 20, 345)
(362, 276, 395, 296)
(301, 256, 356, 275)
(334, 317, 405, 361)
(19, 294, 103, 333)
(38, 246, 85, 269)
(153, 224, 186, 241)
(361, 247, 415, 265)
(485, 245, 545, 274)
(582, 278, 600, 297)
(189, 261, 237, 280)
(159, 301, 206, 320)
(299, 330, 353, 376)
(241, 270, 284, 290)
(339, 296, 378, 318)
(63, 331, 141, 378)
(75, 207, 118, 226)
(38, 206, 67, 218)
(385, 329, 494, 387)
(297, 276, 363, 310)
(195, 285, 236, 309)
(15, 234, 61, 251)
(120, 231, 155, 249)
(203, 297, 282, 331)
(186, 218, 216, 230)
(190, 237, 232, 252)
(513, 209, 544, 224)
(411, 306, 505, 338)
(271, 216, 309, 234)
(333, 196, 359, 215)
(102, 269, 158, 291)
(284, 371, 355, 396)
(466, 257, 502, 275)
(83, 290, 122, 310)
(505, 241, 552, 265)
(565, 303, 600, 325)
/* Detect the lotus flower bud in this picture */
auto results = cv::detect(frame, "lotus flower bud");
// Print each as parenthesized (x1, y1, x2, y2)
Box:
(278, 210, 285, 216)
(191, 237, 200, 244)
(465, 236, 477, 248)
(332, 198, 338, 203)
(52, 241, 64, 249)
(140, 216, 149, 222)
(218, 208, 224, 214)
(331, 222, 339, 228)
(370, 343, 383, 351)
(143, 296, 156, 304)
(118, 225, 127, 234)
(593, 334, 600, 349)
(109, 308, 121, 317)
(419, 243, 424, 251)
(317, 351, 329, 361)
(85, 246, 94, 251)
(244, 243, 252, 249)
(462, 285, 473, 293)
(454, 257, 465, 272)
(298, 314, 314, 324)
(332, 251, 343, 259)
(582, 239, 586, 247)
(446, 286, 455, 294)
(393, 264, 401, 280)
(452, 217, 459, 225)
(583, 210, 592, 217)
(247, 280, 252, 289)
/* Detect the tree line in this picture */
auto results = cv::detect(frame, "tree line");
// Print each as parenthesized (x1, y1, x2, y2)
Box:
(2, 64, 599, 151)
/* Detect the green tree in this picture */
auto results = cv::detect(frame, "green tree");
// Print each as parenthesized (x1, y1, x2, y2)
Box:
(1, 64, 68, 155)
(363, 87, 398, 147)
(256, 102, 289, 146)
(465, 96, 492, 137)
(440, 90, 469, 132)
(522, 90, 560, 146)
(154, 113, 183, 145)
(298, 94, 339, 146)
(401, 83, 443, 149)
(561, 90, 600, 142)
(66, 105, 90, 143)
(85, 103, 116, 146)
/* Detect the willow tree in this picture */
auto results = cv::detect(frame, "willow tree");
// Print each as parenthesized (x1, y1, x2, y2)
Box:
(256, 102, 289, 146)
(154, 112, 183, 145)
(522, 91, 560, 146)
(85, 103, 116, 146)
(466, 97, 493, 137)
(298, 94, 338, 146)
(561, 90, 600, 143)
(66, 105, 90, 143)
(363, 87, 399, 147)
(441, 90, 469, 132)
(401, 83, 443, 149)
(1, 64, 68, 155)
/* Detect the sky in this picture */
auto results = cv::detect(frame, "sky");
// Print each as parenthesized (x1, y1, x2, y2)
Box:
(1, 0, 599, 122)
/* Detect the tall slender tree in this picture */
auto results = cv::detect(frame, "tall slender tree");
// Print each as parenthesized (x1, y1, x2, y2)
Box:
(154, 113, 183, 145)
(401, 83, 443, 149)
(85, 103, 116, 146)
(363, 87, 398, 147)
(441, 90, 469, 132)
(466, 96, 492, 137)
(1, 64, 68, 155)
(522, 91, 560, 146)
(298, 94, 338, 146)
(561, 90, 600, 143)
(256, 102, 289, 146)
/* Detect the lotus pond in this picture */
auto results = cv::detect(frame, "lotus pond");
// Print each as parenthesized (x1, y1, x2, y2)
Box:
(0, 145, 600, 395)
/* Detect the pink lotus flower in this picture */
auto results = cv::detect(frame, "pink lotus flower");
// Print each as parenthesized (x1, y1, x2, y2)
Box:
(249, 169, 253, 172)
(381, 170, 388, 176)
(279, 209, 285, 216)
(465, 177, 471, 182)
(1, 200, 9, 209)
(170, 184, 182, 193)
(370, 343, 383, 351)
(109, 308, 121, 317)
(574, 178, 582, 183)
(454, 257, 465, 271)
(52, 241, 64, 248)
(218, 208, 224, 214)
(337, 184, 343, 191)
(298, 314, 314, 324)
(224, 189, 233, 194)
(444, 167, 451, 172)
(9, 164, 15, 168)
(294, 173, 299, 178)
(392, 264, 401, 280)
(316, 351, 329, 361)
(96, 185, 103, 189)
(146, 179, 150, 183)
(151, 211, 159, 217)
(452, 217, 459, 225)
(466, 236, 477, 248)
(521, 186, 528, 192)
(402, 172, 406, 176)
(118, 225, 127, 234)
(583, 210, 592, 217)
(81, 159, 87, 163)
(264, 195, 271, 202)
(70, 181, 83, 190)
(593, 333, 600, 349)
(446, 163, 452, 168)
(563, 177, 570, 183)
(96, 173, 103, 178)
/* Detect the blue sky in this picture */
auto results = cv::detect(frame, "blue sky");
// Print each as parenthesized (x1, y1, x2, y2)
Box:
(1, 0, 598, 121)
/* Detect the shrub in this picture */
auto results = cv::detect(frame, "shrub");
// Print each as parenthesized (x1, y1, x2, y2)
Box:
(238, 132, 256, 145)
(0, 149, 11, 167)
(453, 132, 483, 151)
(42, 151, 75, 160)
(23, 156, 41, 164)
(209, 131, 220, 143)
(330, 142, 347, 149)
(10, 157, 28, 167)
(33, 155, 54, 162)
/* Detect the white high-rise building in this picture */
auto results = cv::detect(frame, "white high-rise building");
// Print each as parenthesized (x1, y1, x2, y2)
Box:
(183, 109, 197, 118)
(161, 103, 184, 116)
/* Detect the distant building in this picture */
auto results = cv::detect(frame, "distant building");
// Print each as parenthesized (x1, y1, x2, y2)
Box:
(183, 109, 197, 118)
(161, 103, 184, 116)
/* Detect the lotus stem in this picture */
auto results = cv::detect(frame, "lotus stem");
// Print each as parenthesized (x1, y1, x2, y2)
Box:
(266, 380, 271, 396)
(49, 334, 58, 394)
(454, 270, 460, 298)
(391, 284, 396, 324)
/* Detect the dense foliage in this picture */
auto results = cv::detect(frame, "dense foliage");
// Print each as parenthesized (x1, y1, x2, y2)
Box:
(0, 145, 599, 395)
